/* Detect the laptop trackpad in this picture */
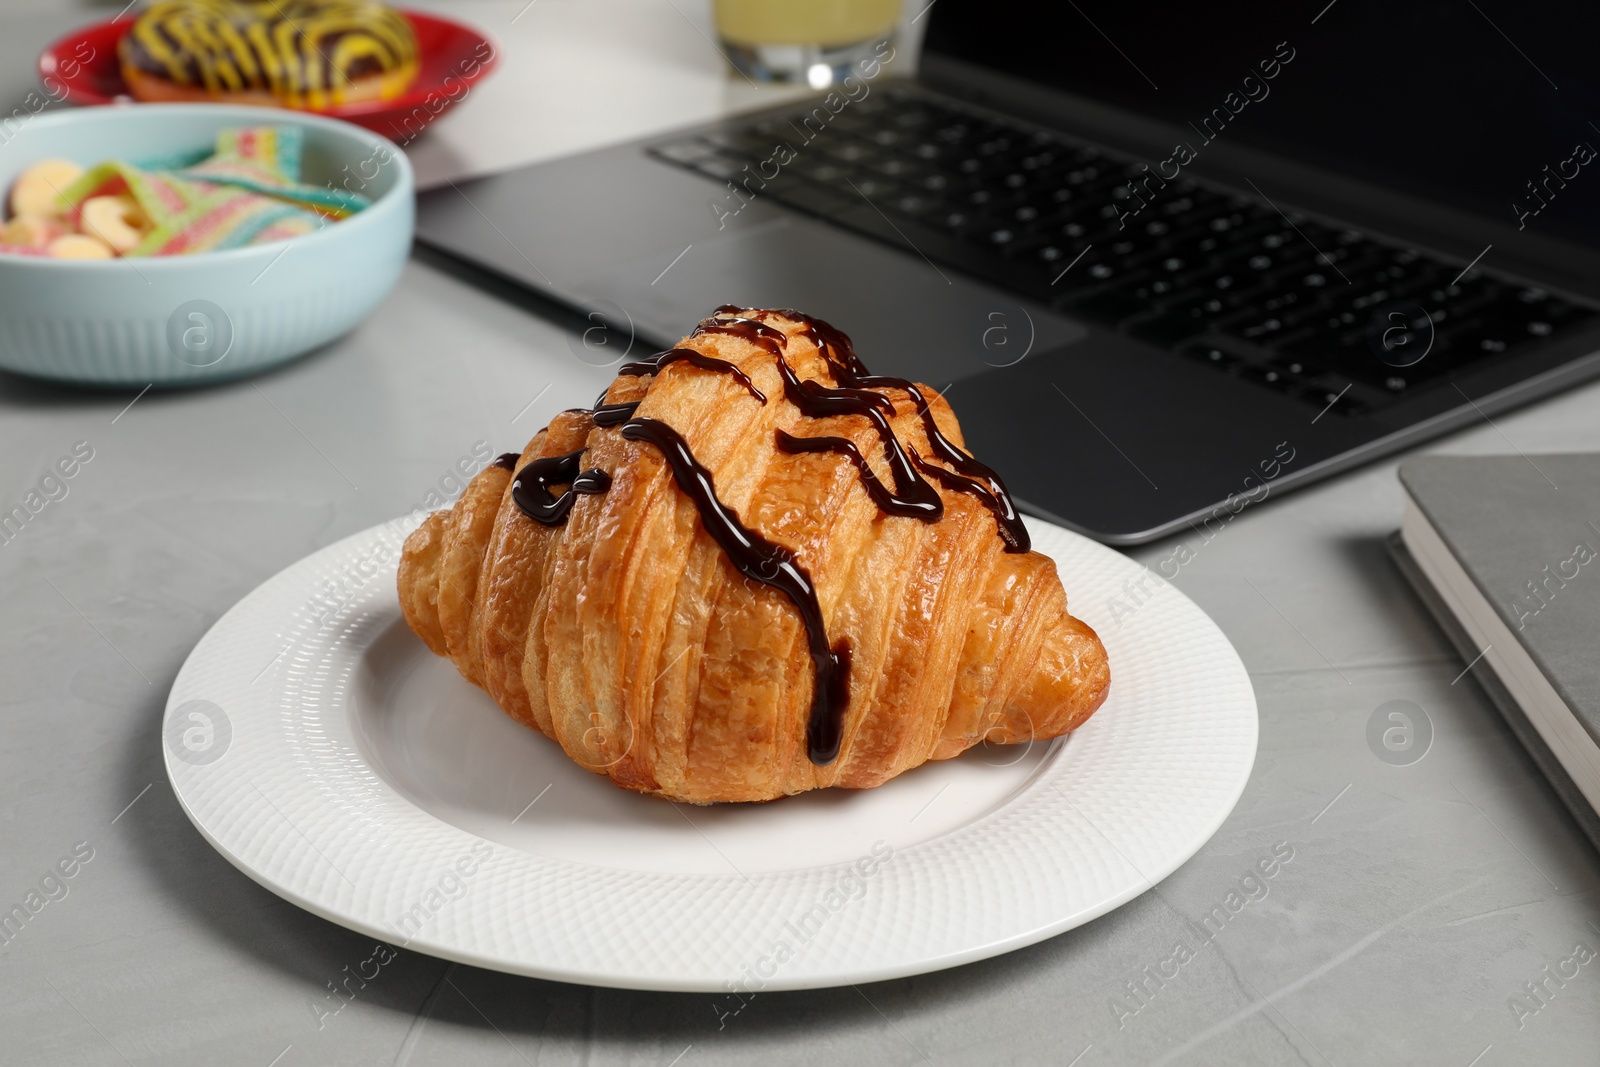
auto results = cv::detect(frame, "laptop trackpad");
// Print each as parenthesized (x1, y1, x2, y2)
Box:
(573, 215, 1087, 383)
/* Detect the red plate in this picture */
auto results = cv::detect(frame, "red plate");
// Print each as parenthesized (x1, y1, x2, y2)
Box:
(36, 9, 499, 140)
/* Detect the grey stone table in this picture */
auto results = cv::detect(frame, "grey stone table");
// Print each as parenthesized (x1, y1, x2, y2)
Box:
(3, 11, 1600, 1067)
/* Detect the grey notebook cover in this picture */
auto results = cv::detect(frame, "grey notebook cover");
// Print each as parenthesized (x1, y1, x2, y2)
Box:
(1394, 453, 1600, 851)
(1387, 533, 1600, 854)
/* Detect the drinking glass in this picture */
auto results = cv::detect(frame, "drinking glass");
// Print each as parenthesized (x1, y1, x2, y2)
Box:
(713, 0, 901, 88)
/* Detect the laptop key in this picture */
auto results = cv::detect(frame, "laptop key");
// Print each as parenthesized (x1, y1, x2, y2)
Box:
(705, 130, 786, 158)
(846, 175, 904, 200)
(693, 155, 747, 182)
(888, 192, 949, 219)
(789, 156, 858, 184)
(820, 140, 879, 165)
(1179, 341, 1250, 372)
(1271, 355, 1330, 380)
(1235, 362, 1307, 393)
(1280, 266, 1339, 297)
(1016, 241, 1092, 274)
(1063, 263, 1150, 297)
(652, 138, 718, 165)
(866, 156, 924, 180)
(889, 107, 934, 129)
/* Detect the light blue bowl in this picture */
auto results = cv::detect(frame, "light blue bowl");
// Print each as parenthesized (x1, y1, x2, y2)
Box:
(0, 103, 413, 386)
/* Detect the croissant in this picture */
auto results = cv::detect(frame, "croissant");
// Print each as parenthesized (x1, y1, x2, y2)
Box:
(398, 307, 1110, 803)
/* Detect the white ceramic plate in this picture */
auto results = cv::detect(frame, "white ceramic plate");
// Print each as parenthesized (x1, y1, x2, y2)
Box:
(164, 514, 1256, 991)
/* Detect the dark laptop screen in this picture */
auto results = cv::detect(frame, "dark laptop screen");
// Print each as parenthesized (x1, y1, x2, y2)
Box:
(923, 1, 1600, 245)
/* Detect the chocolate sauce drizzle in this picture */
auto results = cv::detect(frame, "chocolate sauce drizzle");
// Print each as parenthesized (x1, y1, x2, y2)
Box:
(853, 375, 1030, 553)
(491, 451, 520, 471)
(572, 468, 613, 493)
(911, 447, 1013, 536)
(777, 430, 937, 520)
(620, 417, 851, 765)
(771, 355, 944, 522)
(510, 449, 612, 526)
(690, 315, 788, 355)
(738, 306, 1030, 553)
(591, 401, 640, 428)
(748, 306, 871, 379)
(618, 347, 766, 403)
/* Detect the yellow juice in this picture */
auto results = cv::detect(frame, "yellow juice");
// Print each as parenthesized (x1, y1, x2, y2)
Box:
(714, 0, 901, 47)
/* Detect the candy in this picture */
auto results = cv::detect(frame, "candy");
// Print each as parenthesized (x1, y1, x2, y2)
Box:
(2, 215, 66, 249)
(7, 158, 83, 218)
(80, 195, 148, 254)
(46, 233, 114, 259)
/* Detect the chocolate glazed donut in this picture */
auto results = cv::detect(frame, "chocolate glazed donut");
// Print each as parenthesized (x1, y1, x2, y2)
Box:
(120, 0, 419, 109)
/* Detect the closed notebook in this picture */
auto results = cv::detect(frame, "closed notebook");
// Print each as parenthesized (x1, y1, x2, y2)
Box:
(1392, 453, 1600, 853)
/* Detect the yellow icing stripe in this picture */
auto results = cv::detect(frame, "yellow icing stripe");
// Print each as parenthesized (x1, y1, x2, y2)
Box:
(244, 20, 286, 96)
(211, 18, 261, 84)
(129, 20, 181, 77)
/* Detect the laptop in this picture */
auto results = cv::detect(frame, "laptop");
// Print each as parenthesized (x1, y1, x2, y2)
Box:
(415, 0, 1600, 545)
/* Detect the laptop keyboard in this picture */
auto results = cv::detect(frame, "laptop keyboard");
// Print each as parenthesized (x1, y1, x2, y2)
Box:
(649, 88, 1599, 416)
